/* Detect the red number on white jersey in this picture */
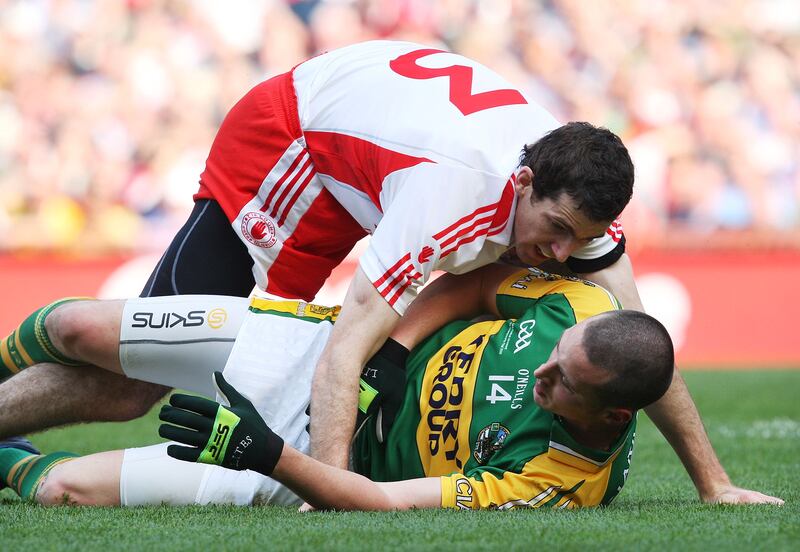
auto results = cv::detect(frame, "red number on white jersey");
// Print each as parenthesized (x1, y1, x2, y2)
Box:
(389, 49, 528, 116)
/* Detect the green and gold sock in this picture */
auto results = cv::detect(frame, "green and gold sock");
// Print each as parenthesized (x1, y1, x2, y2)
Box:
(0, 448, 78, 501)
(0, 297, 89, 379)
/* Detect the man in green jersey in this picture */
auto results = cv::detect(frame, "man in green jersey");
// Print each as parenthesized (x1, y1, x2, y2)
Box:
(0, 265, 722, 510)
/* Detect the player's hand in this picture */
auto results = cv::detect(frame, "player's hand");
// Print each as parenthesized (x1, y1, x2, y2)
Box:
(158, 371, 284, 476)
(703, 485, 784, 505)
(356, 338, 409, 443)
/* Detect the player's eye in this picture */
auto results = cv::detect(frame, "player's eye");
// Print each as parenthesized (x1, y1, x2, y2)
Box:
(557, 366, 575, 393)
(552, 221, 572, 236)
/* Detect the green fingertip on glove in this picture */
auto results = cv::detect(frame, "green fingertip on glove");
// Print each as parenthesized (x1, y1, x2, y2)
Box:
(358, 379, 379, 414)
(158, 371, 284, 476)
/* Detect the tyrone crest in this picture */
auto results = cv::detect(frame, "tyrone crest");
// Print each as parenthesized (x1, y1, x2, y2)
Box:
(241, 212, 277, 248)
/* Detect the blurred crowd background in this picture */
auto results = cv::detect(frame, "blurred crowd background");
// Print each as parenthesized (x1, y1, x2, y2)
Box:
(1, 0, 798, 255)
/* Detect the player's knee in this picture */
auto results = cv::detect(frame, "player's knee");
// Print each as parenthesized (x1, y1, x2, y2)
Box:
(46, 300, 123, 363)
(36, 469, 95, 506)
(45, 301, 97, 359)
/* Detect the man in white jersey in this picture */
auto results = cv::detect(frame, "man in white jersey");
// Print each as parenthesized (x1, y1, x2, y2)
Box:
(0, 41, 762, 504)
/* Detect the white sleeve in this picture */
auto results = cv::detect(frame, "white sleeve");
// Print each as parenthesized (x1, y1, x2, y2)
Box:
(359, 164, 514, 314)
(567, 219, 626, 273)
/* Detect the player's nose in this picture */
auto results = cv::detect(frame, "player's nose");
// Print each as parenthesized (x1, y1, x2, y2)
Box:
(534, 361, 552, 380)
(551, 238, 578, 263)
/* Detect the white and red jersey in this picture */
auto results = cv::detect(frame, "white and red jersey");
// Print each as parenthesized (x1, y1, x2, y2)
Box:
(196, 41, 624, 314)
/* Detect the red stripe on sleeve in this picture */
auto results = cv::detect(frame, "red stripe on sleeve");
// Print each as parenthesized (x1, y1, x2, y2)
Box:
(432, 203, 498, 241)
(373, 253, 412, 289)
(378, 262, 417, 299)
(386, 270, 422, 306)
(439, 213, 494, 248)
(441, 227, 491, 259)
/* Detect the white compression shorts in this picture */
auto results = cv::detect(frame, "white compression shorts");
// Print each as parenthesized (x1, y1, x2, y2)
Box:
(119, 297, 337, 507)
(119, 295, 248, 396)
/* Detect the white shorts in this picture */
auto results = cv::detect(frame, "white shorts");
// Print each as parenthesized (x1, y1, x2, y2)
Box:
(120, 298, 337, 507)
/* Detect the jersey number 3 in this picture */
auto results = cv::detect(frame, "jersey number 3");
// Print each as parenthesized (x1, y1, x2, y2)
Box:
(389, 49, 528, 116)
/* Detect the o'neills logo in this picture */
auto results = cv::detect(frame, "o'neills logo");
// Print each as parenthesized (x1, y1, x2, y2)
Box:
(241, 212, 277, 248)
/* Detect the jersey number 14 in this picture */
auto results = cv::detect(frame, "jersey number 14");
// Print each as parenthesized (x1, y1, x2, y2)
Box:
(485, 375, 514, 404)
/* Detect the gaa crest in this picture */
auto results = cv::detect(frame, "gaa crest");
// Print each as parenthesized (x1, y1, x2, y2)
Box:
(474, 422, 510, 464)
(241, 212, 277, 248)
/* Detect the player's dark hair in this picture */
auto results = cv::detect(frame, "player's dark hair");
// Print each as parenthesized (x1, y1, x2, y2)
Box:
(581, 310, 674, 411)
(519, 122, 634, 222)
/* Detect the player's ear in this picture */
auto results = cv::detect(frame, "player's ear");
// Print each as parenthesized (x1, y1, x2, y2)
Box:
(515, 166, 533, 193)
(603, 407, 633, 426)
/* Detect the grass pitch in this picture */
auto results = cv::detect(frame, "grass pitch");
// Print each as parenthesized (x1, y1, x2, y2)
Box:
(1, 370, 797, 551)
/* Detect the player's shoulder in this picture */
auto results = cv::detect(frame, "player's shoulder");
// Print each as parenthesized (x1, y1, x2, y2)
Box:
(497, 268, 621, 321)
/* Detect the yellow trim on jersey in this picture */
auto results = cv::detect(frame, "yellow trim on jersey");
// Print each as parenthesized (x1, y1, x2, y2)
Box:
(441, 445, 622, 510)
(546, 440, 626, 473)
(498, 269, 620, 322)
(416, 320, 506, 476)
(248, 298, 341, 323)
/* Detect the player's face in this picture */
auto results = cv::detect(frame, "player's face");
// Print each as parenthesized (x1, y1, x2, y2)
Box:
(532, 322, 609, 424)
(511, 169, 611, 266)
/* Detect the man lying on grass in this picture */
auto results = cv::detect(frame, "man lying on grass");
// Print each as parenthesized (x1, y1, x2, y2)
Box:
(0, 265, 690, 510)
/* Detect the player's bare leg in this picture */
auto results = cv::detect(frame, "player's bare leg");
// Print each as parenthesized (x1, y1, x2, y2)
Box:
(0, 299, 125, 378)
(3, 441, 228, 507)
(45, 300, 126, 373)
(35, 450, 123, 506)
(0, 299, 168, 438)
(0, 295, 244, 438)
(0, 362, 168, 439)
(0, 440, 122, 506)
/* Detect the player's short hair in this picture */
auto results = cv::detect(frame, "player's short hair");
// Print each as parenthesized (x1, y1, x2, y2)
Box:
(519, 122, 634, 223)
(581, 310, 674, 411)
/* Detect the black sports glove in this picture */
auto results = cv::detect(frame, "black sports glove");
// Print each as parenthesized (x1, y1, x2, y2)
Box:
(356, 338, 409, 443)
(158, 371, 284, 476)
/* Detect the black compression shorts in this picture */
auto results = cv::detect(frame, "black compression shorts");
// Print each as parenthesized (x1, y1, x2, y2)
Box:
(140, 200, 256, 298)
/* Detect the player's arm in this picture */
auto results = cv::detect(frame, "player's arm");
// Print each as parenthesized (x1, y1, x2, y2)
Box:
(355, 264, 524, 444)
(274, 447, 441, 510)
(309, 267, 400, 468)
(159, 372, 442, 510)
(578, 253, 642, 311)
(580, 254, 783, 505)
(390, 264, 516, 350)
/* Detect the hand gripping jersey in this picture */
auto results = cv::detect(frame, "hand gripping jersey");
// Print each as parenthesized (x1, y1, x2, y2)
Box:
(196, 41, 625, 313)
(354, 269, 635, 510)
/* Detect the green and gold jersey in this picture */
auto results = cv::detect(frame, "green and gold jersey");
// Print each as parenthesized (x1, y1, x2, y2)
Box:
(353, 268, 635, 510)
